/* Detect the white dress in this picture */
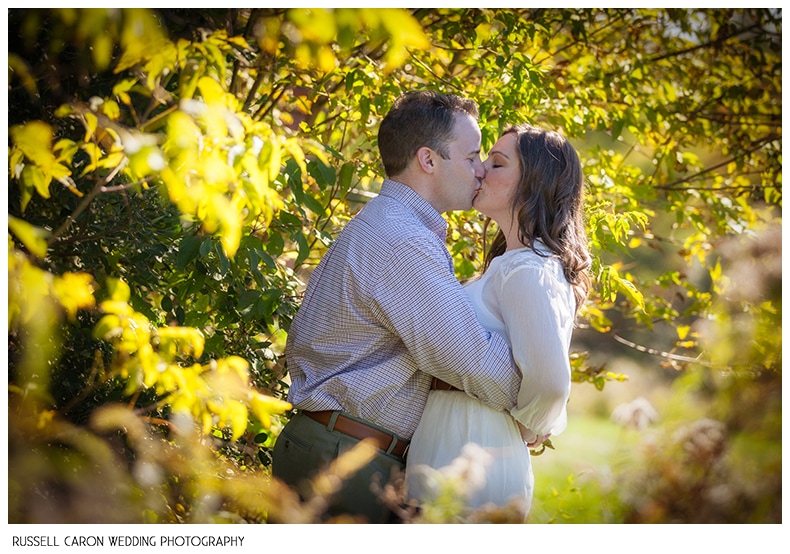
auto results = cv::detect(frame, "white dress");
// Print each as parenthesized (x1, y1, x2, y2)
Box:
(405, 245, 576, 516)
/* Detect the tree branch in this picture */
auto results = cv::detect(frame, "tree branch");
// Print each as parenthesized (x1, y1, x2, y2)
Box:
(47, 161, 128, 247)
(612, 333, 720, 368)
(653, 135, 778, 191)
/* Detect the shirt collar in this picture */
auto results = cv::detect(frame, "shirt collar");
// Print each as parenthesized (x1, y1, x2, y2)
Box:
(380, 179, 448, 240)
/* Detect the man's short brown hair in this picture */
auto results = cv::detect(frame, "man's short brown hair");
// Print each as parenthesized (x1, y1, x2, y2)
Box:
(378, 91, 479, 178)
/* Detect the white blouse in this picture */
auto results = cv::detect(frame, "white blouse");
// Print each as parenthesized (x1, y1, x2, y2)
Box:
(464, 245, 575, 437)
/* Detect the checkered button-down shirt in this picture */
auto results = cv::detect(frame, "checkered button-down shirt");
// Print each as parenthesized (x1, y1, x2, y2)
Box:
(285, 180, 520, 438)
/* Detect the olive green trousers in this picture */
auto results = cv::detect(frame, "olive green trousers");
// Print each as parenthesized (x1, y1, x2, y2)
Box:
(271, 411, 406, 523)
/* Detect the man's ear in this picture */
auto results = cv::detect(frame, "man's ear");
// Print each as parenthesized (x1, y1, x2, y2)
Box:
(417, 146, 436, 174)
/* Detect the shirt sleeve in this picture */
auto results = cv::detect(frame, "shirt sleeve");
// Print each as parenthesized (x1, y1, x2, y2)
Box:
(499, 264, 573, 436)
(369, 237, 521, 411)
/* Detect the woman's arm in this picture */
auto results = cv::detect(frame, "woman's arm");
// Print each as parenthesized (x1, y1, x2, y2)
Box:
(498, 263, 574, 436)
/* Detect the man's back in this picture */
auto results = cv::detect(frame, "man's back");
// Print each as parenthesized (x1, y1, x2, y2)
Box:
(286, 180, 451, 437)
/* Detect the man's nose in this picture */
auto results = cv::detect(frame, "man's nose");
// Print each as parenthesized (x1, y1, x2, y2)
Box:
(475, 159, 486, 179)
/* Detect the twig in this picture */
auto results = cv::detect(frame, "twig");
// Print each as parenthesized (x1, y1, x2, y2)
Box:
(612, 333, 719, 368)
(47, 161, 127, 246)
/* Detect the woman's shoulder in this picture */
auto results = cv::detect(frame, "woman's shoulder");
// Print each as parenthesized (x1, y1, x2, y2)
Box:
(492, 245, 555, 271)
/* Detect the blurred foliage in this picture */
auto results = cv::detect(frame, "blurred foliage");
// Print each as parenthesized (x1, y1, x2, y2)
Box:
(617, 416, 781, 523)
(7, 8, 781, 523)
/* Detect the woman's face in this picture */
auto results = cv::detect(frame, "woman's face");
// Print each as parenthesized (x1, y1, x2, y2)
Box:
(474, 132, 521, 223)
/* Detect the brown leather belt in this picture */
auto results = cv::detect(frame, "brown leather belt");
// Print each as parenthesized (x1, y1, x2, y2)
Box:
(431, 377, 461, 392)
(303, 410, 410, 461)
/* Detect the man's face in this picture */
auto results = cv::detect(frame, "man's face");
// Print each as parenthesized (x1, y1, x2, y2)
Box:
(433, 113, 485, 213)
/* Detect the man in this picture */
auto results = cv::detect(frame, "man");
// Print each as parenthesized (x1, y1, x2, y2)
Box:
(271, 90, 521, 523)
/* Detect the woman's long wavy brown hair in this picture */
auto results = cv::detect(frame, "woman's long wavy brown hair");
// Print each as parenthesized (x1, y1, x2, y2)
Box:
(483, 124, 592, 313)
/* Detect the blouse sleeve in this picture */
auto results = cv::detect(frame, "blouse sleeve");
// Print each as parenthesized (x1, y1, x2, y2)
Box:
(497, 262, 573, 436)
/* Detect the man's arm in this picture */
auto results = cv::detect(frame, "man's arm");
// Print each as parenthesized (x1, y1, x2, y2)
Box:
(369, 238, 520, 410)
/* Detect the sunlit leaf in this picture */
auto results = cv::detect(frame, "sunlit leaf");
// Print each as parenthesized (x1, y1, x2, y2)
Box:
(8, 216, 50, 259)
(52, 272, 96, 320)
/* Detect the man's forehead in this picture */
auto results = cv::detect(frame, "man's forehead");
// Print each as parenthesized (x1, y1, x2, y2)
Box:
(450, 113, 482, 148)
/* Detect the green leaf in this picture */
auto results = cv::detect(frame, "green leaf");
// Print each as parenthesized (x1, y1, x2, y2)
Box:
(337, 162, 355, 193)
(176, 235, 202, 271)
(199, 238, 213, 257)
(238, 289, 262, 312)
(293, 231, 310, 267)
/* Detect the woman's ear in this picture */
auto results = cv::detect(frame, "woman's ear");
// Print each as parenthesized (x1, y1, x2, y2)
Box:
(417, 146, 436, 174)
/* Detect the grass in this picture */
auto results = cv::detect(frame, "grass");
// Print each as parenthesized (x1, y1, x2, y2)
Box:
(526, 409, 783, 525)
(527, 414, 640, 524)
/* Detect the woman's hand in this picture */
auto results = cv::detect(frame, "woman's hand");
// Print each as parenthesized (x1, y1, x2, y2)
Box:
(527, 433, 551, 449)
(517, 422, 550, 448)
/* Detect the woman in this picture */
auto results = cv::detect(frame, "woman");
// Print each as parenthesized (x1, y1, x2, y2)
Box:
(405, 124, 592, 519)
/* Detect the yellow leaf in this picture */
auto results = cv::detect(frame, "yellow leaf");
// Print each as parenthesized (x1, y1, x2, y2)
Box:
(202, 150, 236, 190)
(53, 272, 96, 320)
(302, 139, 331, 167)
(8, 53, 37, 94)
(106, 278, 131, 302)
(219, 356, 250, 380)
(618, 276, 645, 312)
(317, 44, 337, 72)
(201, 104, 229, 140)
(264, 138, 283, 182)
(166, 110, 202, 151)
(22, 165, 52, 200)
(53, 138, 79, 163)
(93, 314, 122, 341)
(80, 143, 101, 175)
(84, 112, 99, 142)
(241, 153, 267, 206)
(379, 9, 430, 72)
(37, 410, 56, 430)
(100, 98, 122, 120)
(283, 138, 306, 174)
(8, 253, 53, 327)
(101, 151, 129, 171)
(115, 8, 170, 74)
(202, 411, 214, 436)
(91, 32, 114, 71)
(228, 401, 248, 441)
(142, 41, 178, 92)
(219, 220, 242, 259)
(250, 392, 291, 429)
(197, 76, 226, 106)
(10, 121, 54, 163)
(226, 35, 251, 49)
(289, 8, 337, 44)
(8, 216, 50, 259)
(710, 259, 722, 282)
(157, 326, 206, 360)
